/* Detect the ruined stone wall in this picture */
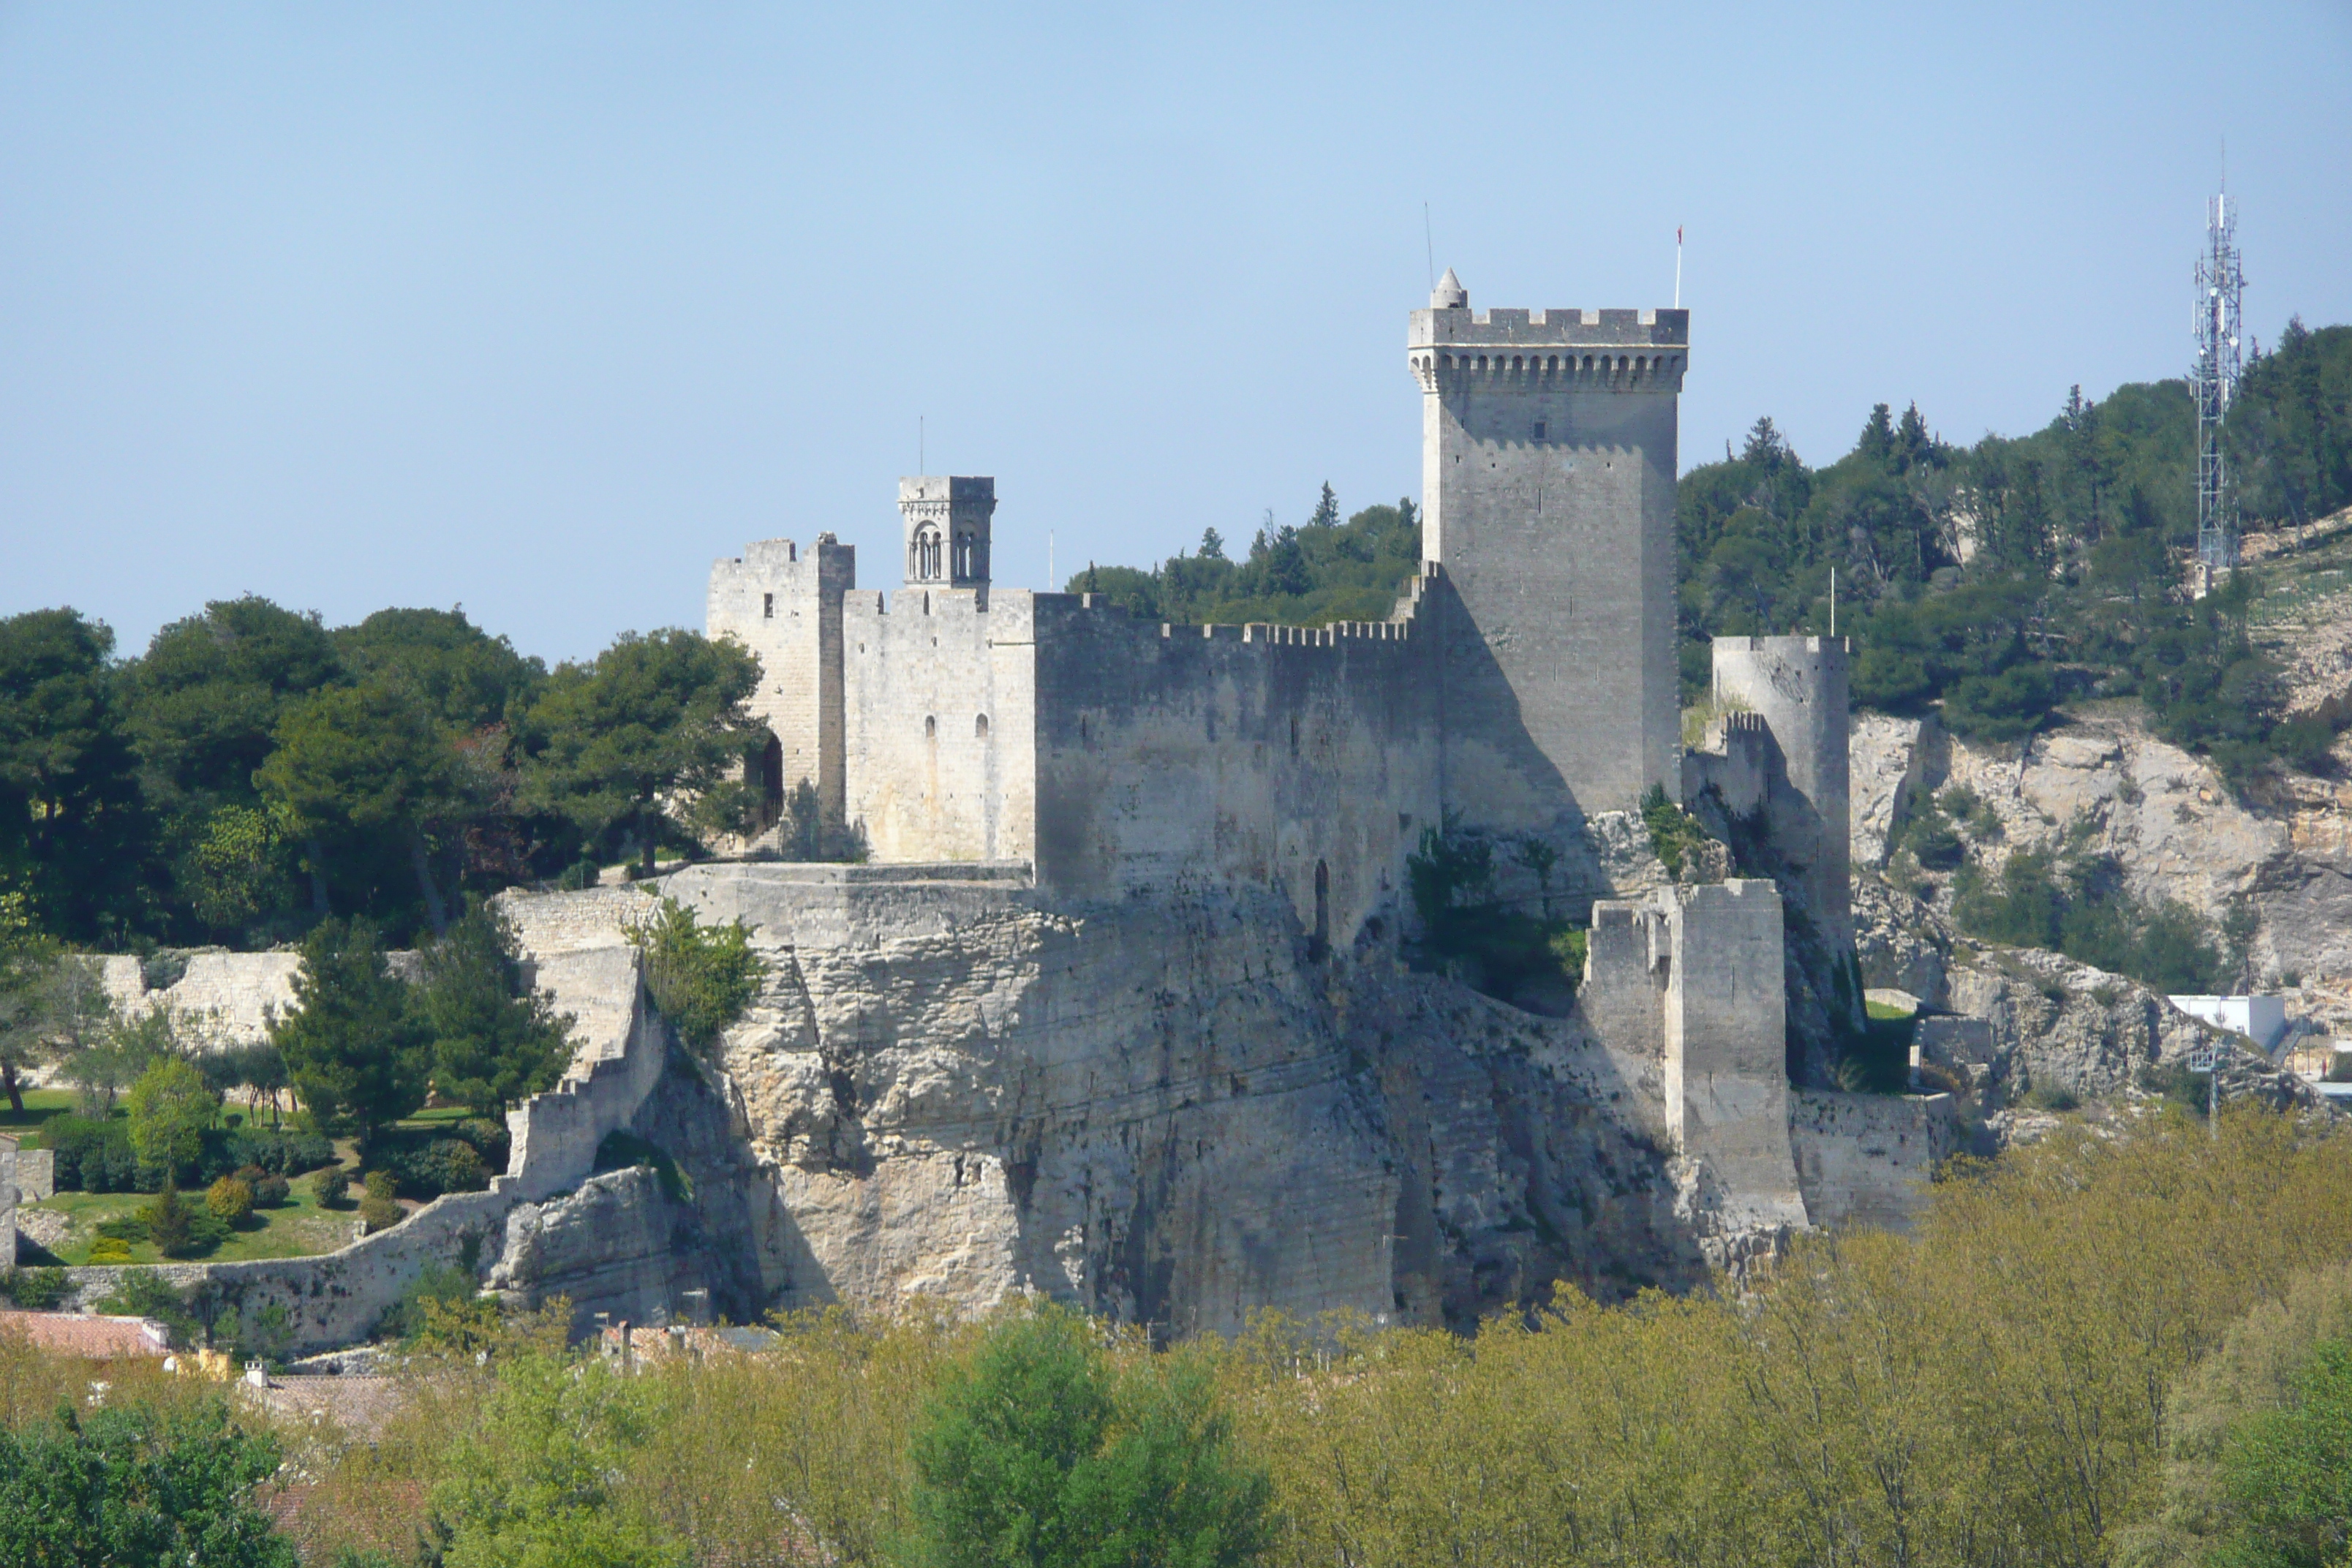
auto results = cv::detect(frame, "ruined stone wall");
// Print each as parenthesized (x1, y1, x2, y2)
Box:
(97, 953, 302, 1049)
(1790, 1089, 1963, 1232)
(1663, 880, 1807, 1230)
(839, 587, 1038, 865)
(1027, 595, 1441, 949)
(1711, 636, 1852, 949)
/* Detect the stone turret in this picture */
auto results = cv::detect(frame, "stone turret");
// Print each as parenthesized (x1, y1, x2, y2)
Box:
(900, 476, 995, 589)
(1408, 274, 1690, 826)
(1710, 635, 1852, 950)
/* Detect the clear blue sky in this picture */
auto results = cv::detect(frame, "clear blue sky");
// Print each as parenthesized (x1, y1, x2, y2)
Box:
(4, 3, 2348, 663)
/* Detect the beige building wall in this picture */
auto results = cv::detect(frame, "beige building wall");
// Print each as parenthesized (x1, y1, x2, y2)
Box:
(840, 587, 1037, 864)
(709, 537, 854, 824)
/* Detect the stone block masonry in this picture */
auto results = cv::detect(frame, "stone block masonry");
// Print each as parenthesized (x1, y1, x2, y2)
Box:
(1410, 278, 1689, 826)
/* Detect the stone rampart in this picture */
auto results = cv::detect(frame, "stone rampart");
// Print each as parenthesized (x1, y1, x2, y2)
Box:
(840, 586, 1039, 865)
(1712, 636, 1852, 946)
(1028, 590, 1441, 949)
(97, 952, 303, 1049)
(1790, 1090, 1963, 1231)
(1663, 879, 1807, 1230)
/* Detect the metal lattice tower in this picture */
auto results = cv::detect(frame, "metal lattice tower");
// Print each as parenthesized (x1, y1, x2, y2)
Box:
(2194, 189, 2245, 572)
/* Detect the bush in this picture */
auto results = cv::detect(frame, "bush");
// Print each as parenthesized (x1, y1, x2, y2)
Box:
(377, 1261, 484, 1343)
(44, 1115, 138, 1194)
(358, 1170, 402, 1233)
(1, 1266, 69, 1309)
(91, 1270, 198, 1348)
(206, 1176, 254, 1224)
(382, 1137, 488, 1199)
(251, 1171, 290, 1208)
(86, 1236, 132, 1264)
(629, 895, 765, 1055)
(312, 1166, 352, 1208)
(144, 1182, 193, 1256)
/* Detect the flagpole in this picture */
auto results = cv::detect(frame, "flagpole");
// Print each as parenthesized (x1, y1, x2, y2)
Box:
(1674, 226, 1683, 309)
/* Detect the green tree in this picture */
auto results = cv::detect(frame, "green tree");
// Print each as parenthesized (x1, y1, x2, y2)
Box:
(271, 917, 431, 1149)
(1308, 481, 1340, 529)
(0, 608, 153, 943)
(431, 1346, 682, 1568)
(517, 630, 762, 878)
(334, 606, 546, 731)
(125, 1055, 217, 1177)
(258, 678, 472, 933)
(906, 1305, 1273, 1568)
(626, 897, 764, 1056)
(0, 892, 59, 1114)
(2212, 1340, 2352, 1567)
(418, 901, 576, 1115)
(0, 1398, 296, 1567)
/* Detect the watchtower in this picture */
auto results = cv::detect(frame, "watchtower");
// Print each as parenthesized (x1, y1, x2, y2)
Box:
(1409, 271, 1689, 826)
(900, 476, 995, 589)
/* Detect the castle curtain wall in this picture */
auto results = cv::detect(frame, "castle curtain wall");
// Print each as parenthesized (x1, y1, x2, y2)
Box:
(839, 589, 1038, 864)
(1028, 596, 1441, 944)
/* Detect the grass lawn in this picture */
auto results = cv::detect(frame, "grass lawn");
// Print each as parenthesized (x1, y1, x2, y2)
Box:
(23, 1177, 363, 1267)
(0, 1088, 80, 1140)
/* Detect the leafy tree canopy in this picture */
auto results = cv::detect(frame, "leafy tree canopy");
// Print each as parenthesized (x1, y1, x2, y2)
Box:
(0, 1398, 295, 1568)
(0, 608, 151, 942)
(516, 630, 761, 876)
(335, 606, 546, 732)
(906, 1304, 1273, 1568)
(1068, 492, 1422, 630)
(122, 595, 345, 807)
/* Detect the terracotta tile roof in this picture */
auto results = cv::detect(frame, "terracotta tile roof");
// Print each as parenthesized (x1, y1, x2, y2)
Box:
(243, 1375, 412, 1442)
(0, 1311, 170, 1359)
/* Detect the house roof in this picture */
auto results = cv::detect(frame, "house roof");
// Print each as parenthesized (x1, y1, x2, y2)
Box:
(0, 1311, 170, 1359)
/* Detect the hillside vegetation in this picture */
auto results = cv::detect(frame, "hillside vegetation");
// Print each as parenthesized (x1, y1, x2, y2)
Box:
(20, 1105, 2352, 1568)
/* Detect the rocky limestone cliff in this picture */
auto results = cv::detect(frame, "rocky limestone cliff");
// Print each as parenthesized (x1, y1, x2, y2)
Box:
(1850, 706, 2352, 1028)
(578, 862, 1742, 1337)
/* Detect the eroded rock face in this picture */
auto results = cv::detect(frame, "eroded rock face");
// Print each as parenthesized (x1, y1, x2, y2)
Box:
(640, 865, 1722, 1336)
(1845, 706, 2352, 1027)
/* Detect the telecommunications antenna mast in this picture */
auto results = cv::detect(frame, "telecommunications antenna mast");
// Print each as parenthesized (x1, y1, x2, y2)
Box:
(2193, 181, 2245, 573)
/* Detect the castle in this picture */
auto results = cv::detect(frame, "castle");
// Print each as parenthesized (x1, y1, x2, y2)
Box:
(698, 271, 1943, 1301)
(28, 274, 1945, 1349)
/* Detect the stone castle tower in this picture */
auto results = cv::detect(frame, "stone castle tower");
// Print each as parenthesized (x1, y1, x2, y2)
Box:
(1410, 268, 1689, 826)
(900, 476, 995, 589)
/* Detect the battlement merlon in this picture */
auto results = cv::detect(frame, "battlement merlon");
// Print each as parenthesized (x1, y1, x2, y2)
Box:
(1409, 305, 1690, 353)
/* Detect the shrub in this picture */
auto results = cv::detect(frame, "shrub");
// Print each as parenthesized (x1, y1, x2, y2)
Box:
(312, 1166, 352, 1208)
(358, 1170, 402, 1234)
(377, 1261, 484, 1343)
(251, 1171, 290, 1208)
(206, 1176, 254, 1224)
(44, 1115, 138, 1194)
(144, 1182, 193, 1256)
(629, 895, 765, 1055)
(383, 1137, 489, 1199)
(86, 1236, 132, 1264)
(1, 1265, 69, 1309)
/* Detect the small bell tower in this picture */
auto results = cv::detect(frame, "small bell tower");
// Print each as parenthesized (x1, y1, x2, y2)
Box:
(899, 476, 995, 589)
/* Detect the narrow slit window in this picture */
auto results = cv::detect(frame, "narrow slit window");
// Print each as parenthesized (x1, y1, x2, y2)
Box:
(1531, 421, 1547, 442)
(762, 592, 774, 619)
